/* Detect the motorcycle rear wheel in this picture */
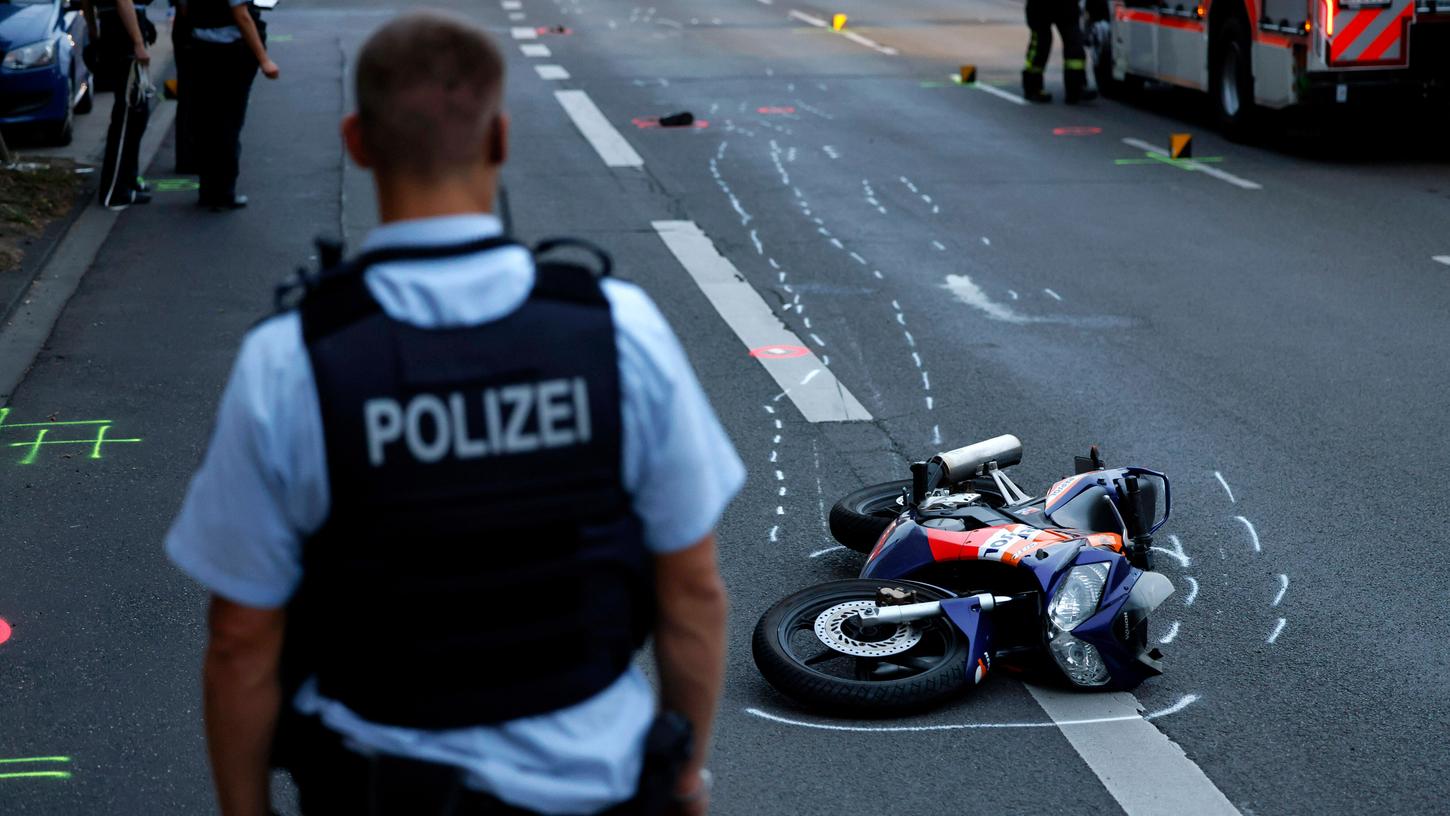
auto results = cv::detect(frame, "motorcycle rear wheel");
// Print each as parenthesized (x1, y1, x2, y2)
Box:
(752, 579, 972, 714)
(828, 480, 911, 553)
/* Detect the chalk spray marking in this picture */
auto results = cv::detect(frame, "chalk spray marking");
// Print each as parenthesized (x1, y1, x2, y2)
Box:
(1272, 574, 1288, 607)
(1266, 618, 1286, 644)
(1234, 516, 1261, 553)
(1214, 471, 1235, 503)
(1159, 620, 1181, 644)
(809, 545, 846, 558)
(1182, 576, 1199, 606)
(1043, 288, 1062, 301)
(1151, 535, 1190, 568)
(745, 694, 1199, 732)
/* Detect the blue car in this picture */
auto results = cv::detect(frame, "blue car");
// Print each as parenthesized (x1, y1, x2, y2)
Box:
(1, 0, 93, 146)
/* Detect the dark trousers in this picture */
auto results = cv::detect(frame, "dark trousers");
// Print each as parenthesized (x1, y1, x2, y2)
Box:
(190, 40, 258, 203)
(283, 714, 688, 816)
(172, 22, 196, 174)
(96, 14, 151, 206)
(1024, 0, 1087, 78)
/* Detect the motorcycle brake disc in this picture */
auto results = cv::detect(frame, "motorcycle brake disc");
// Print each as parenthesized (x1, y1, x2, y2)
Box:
(813, 600, 923, 658)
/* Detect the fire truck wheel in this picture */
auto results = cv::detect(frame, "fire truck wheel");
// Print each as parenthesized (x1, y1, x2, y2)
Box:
(1210, 15, 1258, 141)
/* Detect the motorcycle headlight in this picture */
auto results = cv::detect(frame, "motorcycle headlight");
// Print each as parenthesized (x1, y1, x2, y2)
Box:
(1048, 562, 1109, 631)
(1048, 631, 1111, 686)
(3, 39, 59, 70)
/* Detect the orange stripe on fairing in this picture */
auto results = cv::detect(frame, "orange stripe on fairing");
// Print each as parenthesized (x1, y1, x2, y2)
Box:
(1357, 4, 1413, 61)
(1331, 8, 1379, 60)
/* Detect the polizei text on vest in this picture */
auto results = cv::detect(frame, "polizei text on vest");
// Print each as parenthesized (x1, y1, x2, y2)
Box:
(364, 378, 592, 465)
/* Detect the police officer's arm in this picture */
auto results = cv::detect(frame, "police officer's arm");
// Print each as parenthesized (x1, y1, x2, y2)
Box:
(231, 4, 279, 80)
(113, 0, 149, 65)
(202, 595, 285, 816)
(653, 532, 728, 810)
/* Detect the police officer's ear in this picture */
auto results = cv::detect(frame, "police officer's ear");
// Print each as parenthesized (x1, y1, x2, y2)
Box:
(341, 113, 374, 169)
(487, 113, 509, 168)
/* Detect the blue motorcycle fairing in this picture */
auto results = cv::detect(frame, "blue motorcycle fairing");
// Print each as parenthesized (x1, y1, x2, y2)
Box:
(940, 596, 996, 685)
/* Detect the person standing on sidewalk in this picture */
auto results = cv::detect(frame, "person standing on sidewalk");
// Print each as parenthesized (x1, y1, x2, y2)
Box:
(186, 0, 278, 210)
(83, 0, 156, 209)
(1022, 0, 1098, 104)
(165, 10, 738, 815)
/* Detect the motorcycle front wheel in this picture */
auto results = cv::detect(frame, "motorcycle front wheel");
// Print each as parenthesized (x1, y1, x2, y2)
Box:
(752, 579, 972, 715)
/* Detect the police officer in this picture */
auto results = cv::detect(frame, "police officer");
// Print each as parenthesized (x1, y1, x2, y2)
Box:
(184, 0, 279, 210)
(82, 0, 155, 209)
(166, 10, 738, 816)
(1022, 0, 1098, 104)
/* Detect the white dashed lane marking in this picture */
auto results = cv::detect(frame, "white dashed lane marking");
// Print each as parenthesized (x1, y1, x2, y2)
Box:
(520, 43, 551, 57)
(1434, 256, 1450, 266)
(1122, 138, 1263, 191)
(972, 82, 1028, 106)
(554, 90, 644, 167)
(535, 64, 571, 80)
(787, 9, 897, 54)
(511, 26, 538, 39)
(651, 220, 872, 422)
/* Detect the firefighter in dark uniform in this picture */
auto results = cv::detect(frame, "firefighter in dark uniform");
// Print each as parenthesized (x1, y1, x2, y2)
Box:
(1023, 0, 1098, 104)
(82, 0, 155, 209)
(165, 11, 736, 815)
(184, 0, 278, 210)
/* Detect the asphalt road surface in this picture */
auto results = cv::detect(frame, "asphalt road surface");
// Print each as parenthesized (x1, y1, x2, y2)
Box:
(2, 0, 1449, 813)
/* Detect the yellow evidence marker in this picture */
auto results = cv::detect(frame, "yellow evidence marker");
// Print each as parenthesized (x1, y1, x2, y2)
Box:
(1170, 133, 1193, 159)
(832, 13, 847, 31)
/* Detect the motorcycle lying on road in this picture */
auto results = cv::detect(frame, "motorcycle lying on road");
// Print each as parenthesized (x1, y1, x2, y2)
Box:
(752, 435, 1175, 714)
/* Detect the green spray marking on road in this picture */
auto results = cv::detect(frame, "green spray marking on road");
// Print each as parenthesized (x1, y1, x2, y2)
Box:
(0, 756, 72, 781)
(1115, 152, 1223, 169)
(0, 411, 142, 464)
(269, 34, 294, 42)
(147, 178, 200, 192)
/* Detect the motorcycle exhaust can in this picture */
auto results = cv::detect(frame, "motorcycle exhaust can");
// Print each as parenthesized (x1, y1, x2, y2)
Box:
(932, 435, 1023, 483)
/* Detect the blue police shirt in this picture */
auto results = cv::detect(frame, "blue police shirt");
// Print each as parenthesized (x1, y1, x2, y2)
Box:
(165, 213, 745, 815)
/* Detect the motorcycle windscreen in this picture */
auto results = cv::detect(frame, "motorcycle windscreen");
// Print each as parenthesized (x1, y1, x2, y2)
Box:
(1045, 484, 1126, 535)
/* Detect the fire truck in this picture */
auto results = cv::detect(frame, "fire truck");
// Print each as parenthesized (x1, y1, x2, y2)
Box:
(1088, 0, 1450, 136)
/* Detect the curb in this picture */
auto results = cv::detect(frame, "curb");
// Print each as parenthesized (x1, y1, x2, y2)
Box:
(0, 57, 179, 405)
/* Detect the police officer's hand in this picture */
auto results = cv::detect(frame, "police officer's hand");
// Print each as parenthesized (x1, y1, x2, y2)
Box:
(133, 41, 150, 65)
(261, 59, 280, 80)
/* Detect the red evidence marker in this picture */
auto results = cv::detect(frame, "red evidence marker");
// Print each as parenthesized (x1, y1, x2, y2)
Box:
(749, 344, 810, 360)
(757, 106, 797, 115)
(0, 618, 12, 647)
(1053, 126, 1102, 136)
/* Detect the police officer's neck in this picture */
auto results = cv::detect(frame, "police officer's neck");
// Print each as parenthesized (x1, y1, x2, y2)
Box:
(373, 171, 499, 225)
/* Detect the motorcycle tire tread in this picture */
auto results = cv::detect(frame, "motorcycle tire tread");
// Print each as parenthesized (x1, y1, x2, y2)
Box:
(828, 480, 913, 553)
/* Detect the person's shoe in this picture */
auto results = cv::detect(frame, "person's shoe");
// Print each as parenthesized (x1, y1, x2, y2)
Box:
(1065, 87, 1099, 105)
(1064, 69, 1098, 105)
(206, 194, 248, 212)
(103, 191, 152, 211)
(1022, 70, 1053, 103)
(133, 177, 151, 194)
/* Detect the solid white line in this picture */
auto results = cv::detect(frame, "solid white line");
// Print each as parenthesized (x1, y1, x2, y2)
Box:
(1433, 256, 1450, 266)
(841, 29, 898, 55)
(535, 64, 570, 80)
(1267, 617, 1287, 644)
(1272, 574, 1289, 607)
(652, 221, 872, 422)
(1122, 138, 1263, 190)
(520, 43, 551, 57)
(746, 693, 1199, 733)
(511, 26, 538, 39)
(972, 82, 1028, 106)
(554, 90, 643, 168)
(1026, 686, 1241, 816)
(1214, 470, 1236, 503)
(788, 8, 827, 26)
(1234, 515, 1261, 552)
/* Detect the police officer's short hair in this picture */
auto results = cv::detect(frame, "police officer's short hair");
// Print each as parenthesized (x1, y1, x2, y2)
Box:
(354, 10, 506, 179)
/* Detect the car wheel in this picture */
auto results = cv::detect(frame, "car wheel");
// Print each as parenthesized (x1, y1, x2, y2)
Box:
(1209, 16, 1258, 141)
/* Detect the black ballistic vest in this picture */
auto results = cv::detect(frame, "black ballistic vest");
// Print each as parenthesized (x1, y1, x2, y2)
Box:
(291, 237, 653, 729)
